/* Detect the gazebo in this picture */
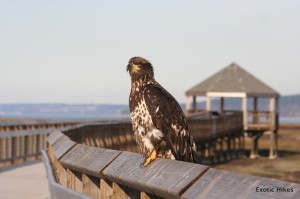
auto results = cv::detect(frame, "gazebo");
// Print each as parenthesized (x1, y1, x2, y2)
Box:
(185, 63, 280, 159)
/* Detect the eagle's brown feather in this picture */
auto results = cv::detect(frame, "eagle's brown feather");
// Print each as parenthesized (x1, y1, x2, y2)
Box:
(144, 83, 195, 162)
(127, 56, 200, 165)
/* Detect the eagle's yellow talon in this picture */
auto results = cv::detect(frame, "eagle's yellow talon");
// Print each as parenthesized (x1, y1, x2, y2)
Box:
(143, 150, 157, 167)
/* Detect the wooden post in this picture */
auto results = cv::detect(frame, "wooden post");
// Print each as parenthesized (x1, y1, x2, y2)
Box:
(269, 97, 278, 159)
(82, 174, 100, 198)
(192, 96, 197, 112)
(254, 97, 258, 111)
(242, 96, 248, 130)
(11, 137, 16, 164)
(21, 135, 25, 161)
(141, 192, 155, 199)
(238, 133, 244, 157)
(220, 97, 224, 114)
(206, 96, 211, 112)
(226, 136, 232, 160)
(269, 97, 275, 129)
(250, 137, 257, 159)
(186, 95, 191, 113)
(67, 169, 83, 193)
(253, 97, 258, 124)
(269, 130, 277, 159)
(7, 137, 12, 165)
(113, 182, 140, 199)
(0, 137, 5, 162)
(100, 179, 114, 199)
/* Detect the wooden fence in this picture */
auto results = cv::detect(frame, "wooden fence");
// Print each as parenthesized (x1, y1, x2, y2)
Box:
(0, 119, 80, 167)
(0, 112, 244, 167)
(247, 111, 279, 131)
(188, 111, 244, 163)
(45, 127, 300, 199)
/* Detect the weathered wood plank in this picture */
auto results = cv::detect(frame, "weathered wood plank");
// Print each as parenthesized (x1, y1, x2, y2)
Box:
(141, 192, 164, 199)
(100, 179, 113, 199)
(82, 174, 100, 199)
(48, 145, 68, 186)
(113, 182, 140, 199)
(47, 130, 65, 145)
(60, 144, 121, 178)
(42, 150, 91, 199)
(67, 169, 83, 193)
(181, 168, 300, 199)
(52, 135, 76, 160)
(102, 151, 208, 199)
(0, 137, 6, 160)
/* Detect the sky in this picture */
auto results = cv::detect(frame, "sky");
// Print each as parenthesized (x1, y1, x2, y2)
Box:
(1, 1, 300, 104)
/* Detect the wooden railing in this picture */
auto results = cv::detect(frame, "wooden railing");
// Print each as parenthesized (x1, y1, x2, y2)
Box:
(0, 119, 80, 167)
(188, 112, 244, 163)
(0, 119, 80, 131)
(44, 126, 300, 199)
(0, 112, 244, 167)
(247, 111, 279, 131)
(59, 112, 244, 164)
(188, 111, 243, 140)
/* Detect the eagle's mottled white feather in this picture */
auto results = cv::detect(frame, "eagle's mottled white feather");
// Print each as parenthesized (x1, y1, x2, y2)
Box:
(127, 56, 200, 164)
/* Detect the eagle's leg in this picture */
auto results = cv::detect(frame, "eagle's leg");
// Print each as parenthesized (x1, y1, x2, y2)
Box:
(143, 150, 157, 167)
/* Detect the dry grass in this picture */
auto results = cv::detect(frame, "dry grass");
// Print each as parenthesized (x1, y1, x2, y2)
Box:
(213, 124, 300, 183)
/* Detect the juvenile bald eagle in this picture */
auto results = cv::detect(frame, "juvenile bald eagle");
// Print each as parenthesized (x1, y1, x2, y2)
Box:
(127, 57, 200, 166)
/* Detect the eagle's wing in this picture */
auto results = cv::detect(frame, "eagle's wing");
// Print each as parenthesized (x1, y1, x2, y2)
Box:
(143, 83, 194, 161)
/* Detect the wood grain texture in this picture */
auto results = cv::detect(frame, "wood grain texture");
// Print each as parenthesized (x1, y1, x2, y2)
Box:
(181, 168, 300, 199)
(113, 182, 140, 199)
(67, 169, 83, 193)
(47, 130, 64, 145)
(102, 151, 208, 199)
(82, 174, 100, 199)
(100, 179, 113, 199)
(141, 192, 164, 199)
(60, 144, 121, 178)
(42, 150, 91, 199)
(52, 135, 76, 160)
(48, 145, 68, 186)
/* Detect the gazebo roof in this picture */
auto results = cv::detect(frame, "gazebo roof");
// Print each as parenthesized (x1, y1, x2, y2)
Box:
(186, 63, 280, 97)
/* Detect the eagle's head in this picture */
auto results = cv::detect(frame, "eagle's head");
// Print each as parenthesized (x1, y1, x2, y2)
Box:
(127, 57, 154, 80)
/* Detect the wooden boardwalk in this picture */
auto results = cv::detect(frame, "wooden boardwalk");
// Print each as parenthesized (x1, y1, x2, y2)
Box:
(0, 161, 49, 199)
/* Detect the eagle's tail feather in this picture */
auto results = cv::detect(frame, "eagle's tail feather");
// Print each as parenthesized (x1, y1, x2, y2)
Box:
(190, 137, 203, 164)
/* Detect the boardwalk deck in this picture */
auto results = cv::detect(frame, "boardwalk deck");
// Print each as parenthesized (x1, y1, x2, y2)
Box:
(0, 161, 49, 199)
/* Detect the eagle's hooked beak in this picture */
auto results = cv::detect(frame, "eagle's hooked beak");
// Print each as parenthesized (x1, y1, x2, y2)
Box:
(127, 63, 140, 73)
(126, 64, 131, 72)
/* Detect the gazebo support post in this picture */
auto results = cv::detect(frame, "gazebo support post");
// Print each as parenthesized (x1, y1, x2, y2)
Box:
(220, 97, 224, 114)
(186, 95, 191, 113)
(192, 96, 197, 112)
(269, 97, 278, 159)
(206, 96, 211, 112)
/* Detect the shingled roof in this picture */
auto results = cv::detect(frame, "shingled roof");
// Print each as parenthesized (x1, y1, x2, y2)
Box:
(186, 63, 280, 97)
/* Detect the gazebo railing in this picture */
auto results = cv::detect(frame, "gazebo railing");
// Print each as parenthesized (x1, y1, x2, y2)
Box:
(247, 111, 278, 131)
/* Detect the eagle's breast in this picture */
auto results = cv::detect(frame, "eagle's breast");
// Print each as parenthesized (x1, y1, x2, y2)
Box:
(130, 82, 164, 156)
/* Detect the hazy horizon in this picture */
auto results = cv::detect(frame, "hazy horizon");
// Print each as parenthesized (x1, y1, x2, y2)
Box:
(1, 1, 300, 104)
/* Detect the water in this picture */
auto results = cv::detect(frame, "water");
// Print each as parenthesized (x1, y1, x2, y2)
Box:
(280, 118, 300, 124)
(1, 104, 299, 124)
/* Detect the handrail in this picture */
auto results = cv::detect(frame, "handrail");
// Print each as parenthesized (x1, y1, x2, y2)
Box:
(1, 112, 245, 167)
(247, 111, 279, 131)
(45, 128, 299, 199)
(0, 119, 83, 167)
(0, 129, 49, 166)
(0, 119, 87, 131)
